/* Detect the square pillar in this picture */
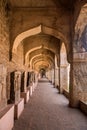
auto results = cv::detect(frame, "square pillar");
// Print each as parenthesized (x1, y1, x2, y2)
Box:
(54, 67, 59, 88)
(9, 71, 24, 119)
(21, 71, 29, 104)
(0, 64, 7, 111)
(69, 60, 87, 107)
(60, 64, 70, 93)
(51, 69, 55, 85)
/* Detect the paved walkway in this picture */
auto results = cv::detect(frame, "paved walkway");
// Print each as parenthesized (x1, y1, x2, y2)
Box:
(13, 78, 87, 130)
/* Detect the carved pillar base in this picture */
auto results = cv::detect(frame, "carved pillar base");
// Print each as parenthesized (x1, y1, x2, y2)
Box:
(14, 98, 24, 119)
(21, 90, 29, 104)
(15, 90, 20, 104)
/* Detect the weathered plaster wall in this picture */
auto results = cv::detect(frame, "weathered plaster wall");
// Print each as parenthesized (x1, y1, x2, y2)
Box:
(0, 0, 10, 65)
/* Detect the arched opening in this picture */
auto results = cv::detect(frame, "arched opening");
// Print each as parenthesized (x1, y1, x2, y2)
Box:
(39, 68, 46, 78)
(25, 45, 55, 66)
(31, 55, 54, 69)
(12, 25, 69, 63)
(12, 25, 68, 53)
(60, 42, 70, 94)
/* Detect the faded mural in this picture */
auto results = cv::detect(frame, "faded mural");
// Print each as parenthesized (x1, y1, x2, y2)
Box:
(74, 25, 87, 53)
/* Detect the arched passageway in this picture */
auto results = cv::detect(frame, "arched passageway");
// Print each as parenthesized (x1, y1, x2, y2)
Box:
(13, 78, 87, 130)
(70, 3, 87, 107)
(0, 1, 87, 130)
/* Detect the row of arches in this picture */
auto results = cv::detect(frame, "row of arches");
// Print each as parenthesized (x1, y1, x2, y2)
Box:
(12, 4, 87, 105)
(0, 2, 87, 130)
(10, 3, 87, 107)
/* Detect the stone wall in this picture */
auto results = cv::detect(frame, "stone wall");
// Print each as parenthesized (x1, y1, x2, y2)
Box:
(0, 0, 9, 65)
(0, 0, 26, 71)
(12, 43, 24, 67)
(73, 62, 87, 101)
(0, 0, 27, 105)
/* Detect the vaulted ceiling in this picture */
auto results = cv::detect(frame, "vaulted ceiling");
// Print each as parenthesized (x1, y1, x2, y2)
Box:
(8, 0, 87, 72)
(23, 33, 60, 71)
(8, 0, 77, 10)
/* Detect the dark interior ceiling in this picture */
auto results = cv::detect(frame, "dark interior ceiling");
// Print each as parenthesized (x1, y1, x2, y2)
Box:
(23, 33, 60, 55)
(8, 0, 77, 10)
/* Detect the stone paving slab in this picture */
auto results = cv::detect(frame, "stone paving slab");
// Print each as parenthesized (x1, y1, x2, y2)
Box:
(13, 78, 87, 130)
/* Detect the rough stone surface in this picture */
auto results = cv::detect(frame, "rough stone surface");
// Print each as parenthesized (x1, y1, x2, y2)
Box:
(13, 79, 87, 130)
(0, 0, 87, 115)
(0, 64, 7, 111)
(0, 0, 9, 65)
(70, 61, 87, 107)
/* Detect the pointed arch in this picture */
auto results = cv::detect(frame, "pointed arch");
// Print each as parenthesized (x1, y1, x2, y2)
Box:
(12, 25, 68, 54)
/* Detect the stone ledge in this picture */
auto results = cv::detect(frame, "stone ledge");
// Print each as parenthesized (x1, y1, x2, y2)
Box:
(14, 98, 24, 120)
(0, 105, 14, 130)
(80, 101, 87, 115)
(63, 89, 69, 99)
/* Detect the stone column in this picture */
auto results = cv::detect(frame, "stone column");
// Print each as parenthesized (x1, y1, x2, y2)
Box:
(10, 71, 21, 103)
(34, 72, 38, 83)
(69, 58, 87, 107)
(28, 72, 34, 95)
(60, 64, 70, 93)
(54, 67, 59, 88)
(27, 72, 30, 87)
(14, 71, 24, 119)
(0, 64, 7, 111)
(46, 71, 48, 79)
(30, 72, 33, 83)
(14, 71, 21, 103)
(21, 71, 30, 104)
(48, 69, 52, 82)
(6, 72, 10, 102)
(21, 72, 24, 92)
(46, 70, 51, 82)
(51, 68, 55, 85)
(20, 71, 28, 92)
(24, 71, 28, 92)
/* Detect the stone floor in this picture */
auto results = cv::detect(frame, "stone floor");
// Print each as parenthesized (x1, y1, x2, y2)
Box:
(13, 78, 87, 130)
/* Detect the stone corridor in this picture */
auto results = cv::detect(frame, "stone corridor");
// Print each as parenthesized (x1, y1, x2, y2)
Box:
(1, 1, 87, 130)
(13, 78, 87, 130)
